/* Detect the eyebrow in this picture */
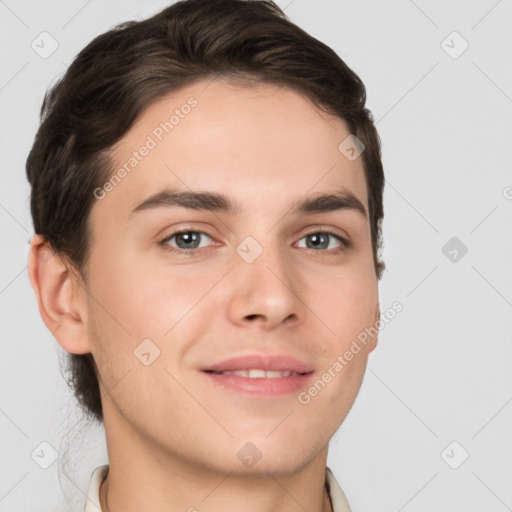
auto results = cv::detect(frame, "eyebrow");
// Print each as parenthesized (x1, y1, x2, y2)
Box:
(129, 188, 367, 219)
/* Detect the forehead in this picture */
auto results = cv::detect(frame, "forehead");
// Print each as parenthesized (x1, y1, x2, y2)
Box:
(94, 78, 368, 224)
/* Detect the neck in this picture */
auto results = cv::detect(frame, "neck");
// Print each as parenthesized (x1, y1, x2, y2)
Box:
(100, 471, 333, 512)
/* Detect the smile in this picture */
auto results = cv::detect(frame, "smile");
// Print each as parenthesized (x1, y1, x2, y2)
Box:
(205, 369, 304, 378)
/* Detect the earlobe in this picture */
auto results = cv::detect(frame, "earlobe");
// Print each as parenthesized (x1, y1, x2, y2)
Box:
(27, 234, 91, 354)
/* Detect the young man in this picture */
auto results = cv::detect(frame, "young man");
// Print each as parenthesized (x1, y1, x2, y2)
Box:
(26, 1, 385, 510)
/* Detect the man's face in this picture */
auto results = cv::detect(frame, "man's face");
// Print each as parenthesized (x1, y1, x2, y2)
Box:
(84, 78, 379, 475)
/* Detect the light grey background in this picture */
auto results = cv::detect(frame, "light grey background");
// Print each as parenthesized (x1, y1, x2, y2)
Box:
(1, 0, 511, 511)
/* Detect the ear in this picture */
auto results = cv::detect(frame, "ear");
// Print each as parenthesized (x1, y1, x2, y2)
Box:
(27, 234, 91, 354)
(368, 301, 380, 353)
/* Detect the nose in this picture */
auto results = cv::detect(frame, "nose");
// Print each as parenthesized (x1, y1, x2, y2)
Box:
(226, 243, 306, 330)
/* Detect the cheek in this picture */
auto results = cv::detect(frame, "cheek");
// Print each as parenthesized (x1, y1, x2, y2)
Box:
(87, 248, 204, 339)
(294, 270, 376, 411)
(311, 271, 378, 347)
(130, 264, 226, 339)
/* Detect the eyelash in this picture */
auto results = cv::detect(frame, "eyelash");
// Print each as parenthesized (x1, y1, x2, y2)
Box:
(158, 228, 351, 256)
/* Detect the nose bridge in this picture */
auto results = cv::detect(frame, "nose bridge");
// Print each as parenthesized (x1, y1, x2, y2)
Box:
(228, 232, 302, 327)
(238, 230, 292, 283)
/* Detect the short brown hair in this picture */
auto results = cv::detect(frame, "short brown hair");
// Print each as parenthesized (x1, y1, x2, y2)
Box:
(26, 0, 385, 423)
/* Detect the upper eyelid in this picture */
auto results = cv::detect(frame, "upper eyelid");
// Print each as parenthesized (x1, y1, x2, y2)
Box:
(160, 221, 349, 237)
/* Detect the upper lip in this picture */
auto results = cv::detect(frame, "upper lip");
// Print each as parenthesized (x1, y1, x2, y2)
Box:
(200, 354, 314, 374)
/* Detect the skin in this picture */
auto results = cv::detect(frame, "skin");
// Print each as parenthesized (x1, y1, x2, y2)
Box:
(28, 77, 380, 512)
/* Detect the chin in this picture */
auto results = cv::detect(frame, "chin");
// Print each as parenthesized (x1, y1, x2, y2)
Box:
(217, 436, 321, 477)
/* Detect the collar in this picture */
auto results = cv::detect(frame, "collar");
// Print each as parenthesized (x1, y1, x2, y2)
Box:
(84, 465, 351, 512)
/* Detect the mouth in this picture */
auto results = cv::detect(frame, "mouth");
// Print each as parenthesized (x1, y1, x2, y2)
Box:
(200, 353, 314, 374)
(200, 365, 315, 397)
(199, 353, 315, 396)
(203, 369, 308, 378)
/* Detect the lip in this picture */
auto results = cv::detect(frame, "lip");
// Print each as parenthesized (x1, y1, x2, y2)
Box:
(200, 353, 315, 397)
(202, 371, 315, 396)
(200, 353, 314, 373)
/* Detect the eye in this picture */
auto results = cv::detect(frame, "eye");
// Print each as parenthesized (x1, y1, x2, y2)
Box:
(295, 230, 350, 253)
(158, 228, 350, 256)
(159, 230, 213, 254)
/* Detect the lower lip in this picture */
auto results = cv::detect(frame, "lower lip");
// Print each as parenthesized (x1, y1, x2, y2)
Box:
(201, 371, 315, 397)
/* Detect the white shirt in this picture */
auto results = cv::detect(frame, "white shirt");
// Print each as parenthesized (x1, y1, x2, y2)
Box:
(84, 464, 351, 512)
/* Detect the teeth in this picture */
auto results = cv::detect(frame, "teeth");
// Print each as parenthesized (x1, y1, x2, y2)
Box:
(219, 369, 298, 378)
